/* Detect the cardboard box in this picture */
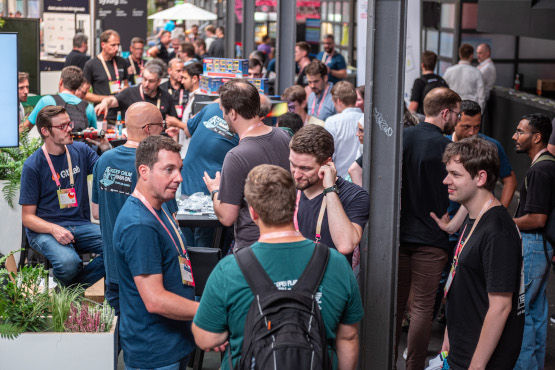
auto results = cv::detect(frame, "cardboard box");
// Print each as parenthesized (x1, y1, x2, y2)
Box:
(246, 78, 269, 94)
(199, 75, 231, 95)
(203, 58, 249, 78)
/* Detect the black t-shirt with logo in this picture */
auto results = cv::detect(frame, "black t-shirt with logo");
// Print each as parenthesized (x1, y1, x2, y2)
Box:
(446, 206, 524, 369)
(114, 86, 177, 120)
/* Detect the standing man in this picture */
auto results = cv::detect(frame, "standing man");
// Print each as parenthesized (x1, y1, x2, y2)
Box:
(408, 51, 448, 115)
(148, 30, 172, 64)
(63, 33, 90, 71)
(160, 58, 187, 120)
(113, 135, 198, 369)
(192, 164, 363, 369)
(316, 34, 346, 84)
(476, 43, 496, 100)
(178, 42, 199, 66)
(289, 124, 369, 264)
(92, 102, 165, 313)
(441, 137, 524, 369)
(187, 24, 199, 43)
(83, 30, 129, 124)
(207, 26, 225, 58)
(18, 72, 29, 127)
(295, 41, 312, 87)
(203, 80, 291, 250)
(443, 44, 486, 111)
(126, 37, 146, 86)
(306, 61, 336, 121)
(282, 84, 325, 126)
(513, 113, 555, 370)
(19, 106, 104, 287)
(397, 87, 461, 369)
(194, 39, 207, 61)
(247, 58, 264, 79)
(324, 81, 364, 178)
(204, 25, 216, 50)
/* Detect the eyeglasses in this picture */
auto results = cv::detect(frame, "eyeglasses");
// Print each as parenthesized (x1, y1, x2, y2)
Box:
(514, 129, 533, 137)
(449, 110, 462, 120)
(142, 122, 166, 130)
(51, 121, 74, 130)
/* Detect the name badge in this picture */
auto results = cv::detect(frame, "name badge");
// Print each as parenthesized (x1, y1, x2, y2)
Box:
(178, 255, 195, 286)
(175, 105, 184, 119)
(57, 188, 78, 209)
(109, 80, 122, 94)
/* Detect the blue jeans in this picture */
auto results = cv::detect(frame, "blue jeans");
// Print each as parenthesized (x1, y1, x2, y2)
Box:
(26, 223, 105, 287)
(125, 355, 189, 370)
(514, 232, 553, 370)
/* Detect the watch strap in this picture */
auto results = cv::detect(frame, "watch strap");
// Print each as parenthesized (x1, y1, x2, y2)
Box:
(323, 184, 338, 196)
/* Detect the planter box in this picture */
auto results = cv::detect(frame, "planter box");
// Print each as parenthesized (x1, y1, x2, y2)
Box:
(0, 180, 22, 266)
(0, 318, 118, 370)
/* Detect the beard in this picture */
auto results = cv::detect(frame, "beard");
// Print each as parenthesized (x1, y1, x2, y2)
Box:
(443, 120, 456, 135)
(295, 176, 318, 191)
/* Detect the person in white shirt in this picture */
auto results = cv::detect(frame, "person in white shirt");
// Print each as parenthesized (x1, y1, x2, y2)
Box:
(324, 81, 364, 178)
(443, 44, 486, 111)
(476, 43, 496, 100)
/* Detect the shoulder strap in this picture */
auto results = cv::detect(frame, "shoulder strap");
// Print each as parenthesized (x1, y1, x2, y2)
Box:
(51, 94, 67, 108)
(234, 247, 277, 295)
(293, 243, 330, 295)
(525, 154, 555, 190)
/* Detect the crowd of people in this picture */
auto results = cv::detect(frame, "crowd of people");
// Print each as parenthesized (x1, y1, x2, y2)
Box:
(13, 20, 555, 370)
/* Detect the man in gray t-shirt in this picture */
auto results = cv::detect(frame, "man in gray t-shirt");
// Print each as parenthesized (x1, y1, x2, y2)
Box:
(203, 80, 290, 250)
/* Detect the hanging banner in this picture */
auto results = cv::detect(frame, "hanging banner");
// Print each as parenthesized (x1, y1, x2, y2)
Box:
(96, 0, 148, 52)
(43, 0, 89, 14)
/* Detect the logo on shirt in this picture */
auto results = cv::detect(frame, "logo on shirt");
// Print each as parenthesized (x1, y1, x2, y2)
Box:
(60, 166, 81, 179)
(99, 166, 134, 194)
(203, 116, 234, 139)
(275, 279, 323, 309)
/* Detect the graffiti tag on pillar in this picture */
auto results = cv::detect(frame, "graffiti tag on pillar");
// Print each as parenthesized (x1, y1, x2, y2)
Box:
(373, 108, 393, 137)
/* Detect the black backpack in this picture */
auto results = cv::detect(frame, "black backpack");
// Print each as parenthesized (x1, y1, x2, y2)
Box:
(233, 244, 332, 370)
(51, 94, 89, 132)
(422, 75, 449, 101)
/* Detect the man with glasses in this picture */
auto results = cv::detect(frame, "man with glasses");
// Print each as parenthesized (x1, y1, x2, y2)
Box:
(396, 87, 461, 369)
(512, 113, 555, 369)
(126, 37, 146, 86)
(316, 34, 346, 84)
(19, 105, 104, 287)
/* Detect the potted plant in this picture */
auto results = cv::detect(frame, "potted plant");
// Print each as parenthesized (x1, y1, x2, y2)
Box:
(0, 129, 42, 263)
(0, 251, 117, 370)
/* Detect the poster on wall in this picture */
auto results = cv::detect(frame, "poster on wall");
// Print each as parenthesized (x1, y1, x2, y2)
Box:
(43, 12, 90, 56)
(96, 0, 147, 52)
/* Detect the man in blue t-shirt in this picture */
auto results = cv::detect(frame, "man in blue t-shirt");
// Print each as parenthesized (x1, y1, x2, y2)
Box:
(113, 136, 198, 369)
(193, 164, 363, 369)
(316, 34, 347, 84)
(21, 66, 97, 132)
(92, 102, 165, 313)
(306, 60, 336, 121)
(19, 105, 104, 287)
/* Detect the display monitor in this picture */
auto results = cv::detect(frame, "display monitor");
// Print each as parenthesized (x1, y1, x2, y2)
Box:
(0, 33, 19, 148)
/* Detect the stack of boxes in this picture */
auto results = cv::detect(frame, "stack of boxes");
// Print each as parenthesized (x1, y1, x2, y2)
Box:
(200, 57, 269, 95)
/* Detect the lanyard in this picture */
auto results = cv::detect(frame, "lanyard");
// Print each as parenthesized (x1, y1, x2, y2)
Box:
(124, 140, 140, 148)
(168, 86, 185, 106)
(98, 54, 119, 82)
(259, 230, 302, 242)
(241, 122, 264, 139)
(42, 145, 74, 188)
(310, 85, 330, 117)
(293, 190, 327, 243)
(128, 56, 143, 75)
(132, 189, 186, 256)
(321, 52, 332, 65)
(139, 85, 161, 109)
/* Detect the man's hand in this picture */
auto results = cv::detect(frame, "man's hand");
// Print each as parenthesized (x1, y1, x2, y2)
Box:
(51, 224, 74, 245)
(203, 171, 221, 194)
(441, 327, 450, 353)
(85, 136, 112, 152)
(94, 99, 110, 118)
(205, 341, 228, 353)
(430, 212, 451, 233)
(319, 161, 337, 188)
(165, 126, 180, 138)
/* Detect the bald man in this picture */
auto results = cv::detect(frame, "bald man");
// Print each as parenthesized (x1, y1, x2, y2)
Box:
(91, 102, 170, 313)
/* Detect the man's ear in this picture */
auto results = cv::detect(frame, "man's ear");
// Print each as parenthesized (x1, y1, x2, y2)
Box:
(323, 157, 333, 165)
(248, 205, 259, 223)
(138, 164, 150, 180)
(476, 169, 488, 188)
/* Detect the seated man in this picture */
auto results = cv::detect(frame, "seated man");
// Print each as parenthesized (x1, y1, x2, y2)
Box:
(20, 106, 104, 287)
(289, 124, 369, 264)
(192, 164, 363, 369)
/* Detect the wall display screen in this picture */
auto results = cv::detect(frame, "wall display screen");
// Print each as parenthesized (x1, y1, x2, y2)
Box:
(0, 33, 19, 148)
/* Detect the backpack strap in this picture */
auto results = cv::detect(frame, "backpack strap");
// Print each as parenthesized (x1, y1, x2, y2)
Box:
(51, 94, 67, 108)
(234, 247, 277, 296)
(76, 100, 89, 113)
(525, 153, 555, 191)
(293, 243, 329, 295)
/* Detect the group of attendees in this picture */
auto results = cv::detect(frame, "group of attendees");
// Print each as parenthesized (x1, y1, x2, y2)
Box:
(14, 22, 555, 370)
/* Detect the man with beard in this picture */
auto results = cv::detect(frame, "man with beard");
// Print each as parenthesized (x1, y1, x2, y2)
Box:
(396, 87, 461, 370)
(306, 60, 336, 121)
(289, 124, 369, 264)
(316, 34, 346, 84)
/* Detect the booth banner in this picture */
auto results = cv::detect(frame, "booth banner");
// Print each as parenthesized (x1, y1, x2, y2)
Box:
(43, 12, 91, 56)
(96, 0, 148, 52)
(43, 0, 89, 14)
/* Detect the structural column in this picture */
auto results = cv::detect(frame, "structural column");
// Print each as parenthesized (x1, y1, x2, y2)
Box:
(275, 0, 295, 95)
(360, 0, 407, 368)
(225, 0, 235, 58)
(241, 0, 254, 58)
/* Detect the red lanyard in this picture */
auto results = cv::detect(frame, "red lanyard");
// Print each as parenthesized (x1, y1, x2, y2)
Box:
(132, 189, 186, 256)
(169, 86, 185, 105)
(293, 190, 327, 243)
(128, 56, 143, 75)
(310, 85, 330, 117)
(139, 85, 161, 109)
(259, 231, 302, 242)
(98, 54, 119, 81)
(42, 145, 74, 188)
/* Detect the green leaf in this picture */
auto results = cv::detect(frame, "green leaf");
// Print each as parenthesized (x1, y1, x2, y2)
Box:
(0, 322, 23, 340)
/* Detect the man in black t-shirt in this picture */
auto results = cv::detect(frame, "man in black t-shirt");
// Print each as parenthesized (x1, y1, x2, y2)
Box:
(440, 137, 524, 369)
(512, 113, 555, 369)
(159, 58, 188, 120)
(63, 33, 90, 71)
(148, 30, 171, 64)
(126, 37, 146, 86)
(83, 30, 129, 122)
(409, 51, 448, 116)
(94, 62, 178, 123)
(289, 124, 369, 265)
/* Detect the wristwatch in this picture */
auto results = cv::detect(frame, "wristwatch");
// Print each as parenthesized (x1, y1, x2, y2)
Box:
(211, 189, 220, 201)
(323, 184, 338, 196)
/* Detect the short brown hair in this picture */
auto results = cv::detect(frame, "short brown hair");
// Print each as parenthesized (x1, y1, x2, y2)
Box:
(136, 135, 181, 177)
(180, 42, 196, 58)
(61, 66, 84, 91)
(421, 51, 438, 71)
(290, 124, 334, 164)
(282, 85, 306, 104)
(36, 106, 67, 139)
(443, 136, 499, 192)
(18, 72, 29, 84)
(100, 29, 119, 44)
(205, 25, 216, 34)
(459, 43, 474, 59)
(423, 87, 461, 117)
(295, 41, 310, 54)
(244, 165, 296, 225)
(305, 60, 327, 77)
(331, 81, 357, 106)
(219, 79, 260, 119)
(130, 37, 145, 47)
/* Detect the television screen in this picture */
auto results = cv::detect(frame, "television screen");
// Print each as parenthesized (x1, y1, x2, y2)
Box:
(0, 33, 19, 148)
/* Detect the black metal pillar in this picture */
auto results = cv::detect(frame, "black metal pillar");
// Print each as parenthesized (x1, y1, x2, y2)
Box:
(275, 0, 295, 95)
(225, 0, 235, 58)
(241, 0, 254, 58)
(360, 0, 407, 368)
